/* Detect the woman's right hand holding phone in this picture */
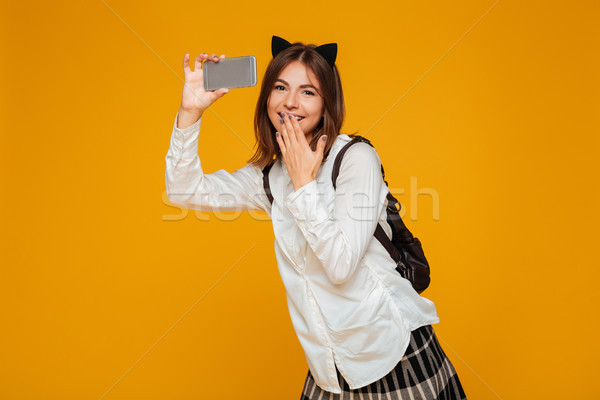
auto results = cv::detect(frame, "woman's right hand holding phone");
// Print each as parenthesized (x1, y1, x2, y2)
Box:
(178, 53, 228, 129)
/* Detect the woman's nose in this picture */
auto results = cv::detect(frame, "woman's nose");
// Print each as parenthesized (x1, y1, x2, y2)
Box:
(284, 91, 299, 108)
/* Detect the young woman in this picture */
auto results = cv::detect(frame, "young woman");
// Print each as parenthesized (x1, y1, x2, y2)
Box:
(165, 35, 467, 399)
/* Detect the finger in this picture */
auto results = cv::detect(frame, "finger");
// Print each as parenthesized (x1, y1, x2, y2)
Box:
(183, 53, 192, 75)
(280, 121, 291, 150)
(289, 114, 308, 146)
(210, 53, 220, 62)
(197, 53, 215, 70)
(213, 54, 226, 66)
(275, 131, 286, 155)
(316, 135, 327, 156)
(213, 88, 230, 99)
(194, 53, 206, 71)
(278, 114, 289, 147)
(283, 114, 298, 148)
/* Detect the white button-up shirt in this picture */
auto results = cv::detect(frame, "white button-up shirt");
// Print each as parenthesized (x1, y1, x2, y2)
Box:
(165, 112, 440, 393)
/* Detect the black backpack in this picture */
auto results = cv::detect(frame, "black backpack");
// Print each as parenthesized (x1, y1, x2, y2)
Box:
(261, 135, 431, 294)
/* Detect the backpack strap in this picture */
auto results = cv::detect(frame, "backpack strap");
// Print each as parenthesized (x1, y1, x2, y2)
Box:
(263, 136, 414, 247)
(262, 137, 429, 293)
(332, 136, 380, 190)
(262, 162, 274, 205)
(331, 135, 414, 265)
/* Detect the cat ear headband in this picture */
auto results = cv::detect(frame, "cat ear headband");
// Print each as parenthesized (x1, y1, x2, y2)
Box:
(271, 35, 337, 69)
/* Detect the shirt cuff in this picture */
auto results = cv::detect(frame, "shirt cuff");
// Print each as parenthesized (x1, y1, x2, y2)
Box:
(284, 179, 330, 226)
(174, 111, 202, 134)
(172, 111, 202, 152)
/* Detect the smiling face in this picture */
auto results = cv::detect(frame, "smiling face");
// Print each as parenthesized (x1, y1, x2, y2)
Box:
(267, 60, 325, 142)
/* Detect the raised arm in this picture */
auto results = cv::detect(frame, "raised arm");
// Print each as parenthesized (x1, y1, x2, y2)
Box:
(164, 52, 269, 213)
(284, 143, 389, 285)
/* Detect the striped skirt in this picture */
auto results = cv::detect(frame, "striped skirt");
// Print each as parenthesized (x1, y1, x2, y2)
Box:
(300, 325, 467, 399)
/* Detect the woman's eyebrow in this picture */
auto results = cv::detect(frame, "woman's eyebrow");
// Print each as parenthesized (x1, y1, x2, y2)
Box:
(275, 78, 318, 90)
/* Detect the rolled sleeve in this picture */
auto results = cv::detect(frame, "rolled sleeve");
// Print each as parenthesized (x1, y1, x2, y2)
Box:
(171, 111, 202, 156)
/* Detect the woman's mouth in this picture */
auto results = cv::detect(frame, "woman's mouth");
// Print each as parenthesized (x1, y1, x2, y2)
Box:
(279, 112, 304, 121)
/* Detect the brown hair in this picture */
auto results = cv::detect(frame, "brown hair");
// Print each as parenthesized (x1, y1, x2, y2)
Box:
(247, 40, 356, 169)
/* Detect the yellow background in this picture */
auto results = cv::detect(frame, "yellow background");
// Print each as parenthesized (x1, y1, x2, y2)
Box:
(1, 0, 598, 398)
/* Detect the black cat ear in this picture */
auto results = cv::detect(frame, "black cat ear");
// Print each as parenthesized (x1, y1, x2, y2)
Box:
(272, 35, 293, 57)
(314, 42, 337, 68)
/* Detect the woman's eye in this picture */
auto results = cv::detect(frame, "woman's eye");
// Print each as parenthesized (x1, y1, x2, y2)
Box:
(273, 85, 314, 96)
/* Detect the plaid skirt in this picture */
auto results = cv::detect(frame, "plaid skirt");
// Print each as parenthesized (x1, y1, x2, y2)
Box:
(300, 325, 467, 400)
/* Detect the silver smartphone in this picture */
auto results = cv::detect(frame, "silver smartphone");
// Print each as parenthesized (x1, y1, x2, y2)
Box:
(203, 55, 257, 90)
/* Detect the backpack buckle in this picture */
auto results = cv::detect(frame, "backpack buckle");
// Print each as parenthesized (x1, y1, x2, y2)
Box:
(387, 201, 401, 213)
(396, 260, 407, 273)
